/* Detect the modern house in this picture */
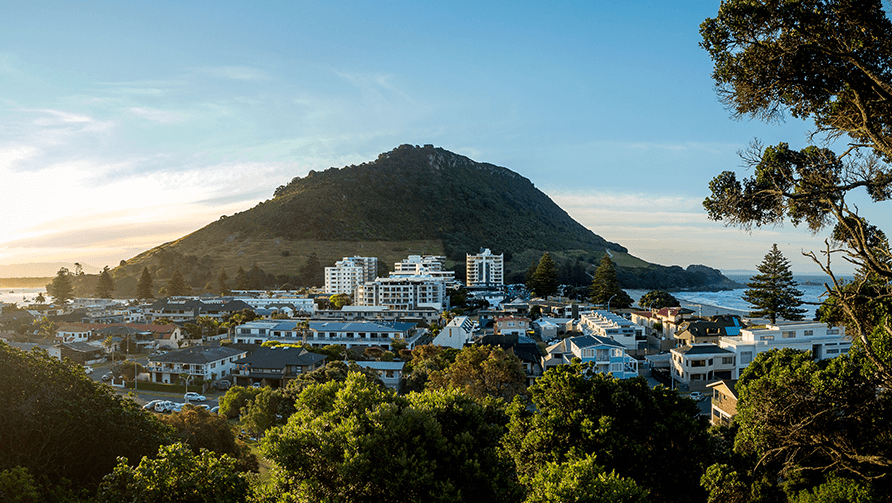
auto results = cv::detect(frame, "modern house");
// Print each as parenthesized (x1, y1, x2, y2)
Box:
(707, 379, 739, 426)
(674, 315, 745, 346)
(232, 346, 327, 388)
(670, 344, 737, 391)
(579, 310, 643, 352)
(542, 335, 639, 379)
(432, 316, 475, 349)
(493, 316, 531, 337)
(349, 360, 406, 390)
(146, 345, 248, 384)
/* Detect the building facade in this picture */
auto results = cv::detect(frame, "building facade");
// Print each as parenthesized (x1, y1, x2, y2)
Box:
(324, 256, 378, 295)
(466, 248, 504, 286)
(233, 319, 421, 351)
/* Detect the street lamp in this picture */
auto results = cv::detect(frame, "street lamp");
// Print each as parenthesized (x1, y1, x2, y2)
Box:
(606, 294, 617, 312)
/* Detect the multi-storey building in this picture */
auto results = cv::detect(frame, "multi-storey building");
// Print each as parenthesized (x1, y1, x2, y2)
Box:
(391, 255, 456, 283)
(146, 346, 248, 384)
(670, 344, 737, 391)
(233, 319, 421, 351)
(324, 256, 378, 295)
(579, 310, 643, 352)
(466, 248, 504, 286)
(355, 275, 448, 311)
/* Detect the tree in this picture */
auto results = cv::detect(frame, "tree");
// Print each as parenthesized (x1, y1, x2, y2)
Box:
(742, 244, 807, 324)
(428, 344, 529, 402)
(261, 373, 522, 502)
(0, 342, 172, 494)
(638, 290, 680, 310)
(95, 265, 115, 298)
(136, 267, 154, 301)
(234, 267, 248, 290)
(503, 362, 713, 503)
(589, 256, 633, 309)
(166, 269, 189, 297)
(217, 267, 229, 295)
(217, 385, 263, 419)
(48, 267, 73, 305)
(159, 405, 257, 472)
(329, 293, 352, 309)
(97, 443, 251, 503)
(34, 292, 45, 305)
(700, 0, 892, 381)
(523, 454, 649, 503)
(531, 252, 558, 298)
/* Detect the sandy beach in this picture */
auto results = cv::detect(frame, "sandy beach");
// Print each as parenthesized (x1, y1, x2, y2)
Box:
(677, 300, 749, 319)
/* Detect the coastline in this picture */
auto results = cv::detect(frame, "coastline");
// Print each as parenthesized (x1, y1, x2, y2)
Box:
(676, 300, 749, 319)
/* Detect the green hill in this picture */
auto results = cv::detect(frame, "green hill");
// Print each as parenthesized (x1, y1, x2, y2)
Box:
(109, 144, 735, 295)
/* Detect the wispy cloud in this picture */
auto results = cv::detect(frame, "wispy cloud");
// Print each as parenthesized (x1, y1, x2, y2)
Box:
(127, 107, 187, 123)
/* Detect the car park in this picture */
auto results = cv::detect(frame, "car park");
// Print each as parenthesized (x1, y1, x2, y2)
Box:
(184, 392, 206, 402)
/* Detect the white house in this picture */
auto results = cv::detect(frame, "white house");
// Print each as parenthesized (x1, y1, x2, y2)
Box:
(233, 319, 421, 351)
(432, 316, 475, 349)
(579, 310, 642, 352)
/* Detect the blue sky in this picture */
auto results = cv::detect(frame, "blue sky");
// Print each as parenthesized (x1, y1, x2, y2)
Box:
(0, 1, 880, 275)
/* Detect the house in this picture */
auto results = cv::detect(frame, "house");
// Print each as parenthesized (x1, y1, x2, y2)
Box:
(49, 341, 105, 365)
(349, 360, 406, 390)
(578, 310, 643, 352)
(432, 316, 475, 349)
(708, 379, 739, 426)
(493, 316, 531, 337)
(232, 346, 327, 388)
(314, 306, 440, 324)
(146, 345, 248, 384)
(630, 307, 696, 340)
(674, 315, 744, 346)
(542, 335, 639, 379)
(718, 322, 850, 379)
(670, 344, 737, 391)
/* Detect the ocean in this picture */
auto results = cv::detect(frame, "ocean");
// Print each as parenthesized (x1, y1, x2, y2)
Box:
(0, 287, 48, 306)
(628, 275, 841, 320)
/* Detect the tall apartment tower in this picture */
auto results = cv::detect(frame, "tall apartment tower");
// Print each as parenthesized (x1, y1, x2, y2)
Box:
(324, 256, 378, 295)
(466, 248, 504, 286)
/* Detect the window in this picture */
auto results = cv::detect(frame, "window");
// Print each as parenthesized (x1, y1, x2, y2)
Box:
(782, 331, 796, 338)
(828, 329, 839, 335)
(760, 335, 775, 341)
(803, 330, 814, 336)
(722, 357, 733, 365)
(691, 373, 702, 380)
(691, 360, 706, 367)
(740, 351, 753, 364)
(610, 363, 622, 372)
(826, 348, 839, 355)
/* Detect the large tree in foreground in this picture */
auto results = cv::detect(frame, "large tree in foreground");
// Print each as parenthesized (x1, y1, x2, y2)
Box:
(742, 244, 806, 324)
(700, 0, 892, 383)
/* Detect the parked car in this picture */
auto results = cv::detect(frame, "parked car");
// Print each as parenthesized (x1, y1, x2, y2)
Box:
(83, 365, 93, 374)
(170, 402, 187, 413)
(184, 392, 206, 402)
(101, 372, 113, 382)
(215, 379, 231, 390)
(251, 382, 261, 388)
(211, 406, 220, 414)
(689, 392, 706, 402)
(143, 399, 164, 411)
(154, 401, 176, 413)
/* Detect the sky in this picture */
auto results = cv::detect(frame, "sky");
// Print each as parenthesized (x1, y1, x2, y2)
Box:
(0, 1, 885, 276)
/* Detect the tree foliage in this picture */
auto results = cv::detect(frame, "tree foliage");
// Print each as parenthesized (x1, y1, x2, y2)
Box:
(48, 267, 73, 305)
(217, 385, 264, 419)
(166, 268, 189, 296)
(503, 362, 712, 503)
(742, 244, 807, 323)
(0, 342, 172, 493)
(159, 405, 258, 472)
(95, 265, 115, 298)
(261, 372, 522, 503)
(428, 344, 529, 402)
(700, 0, 892, 381)
(589, 256, 633, 309)
(638, 290, 680, 310)
(522, 454, 648, 503)
(98, 443, 251, 503)
(136, 267, 154, 301)
(530, 252, 558, 298)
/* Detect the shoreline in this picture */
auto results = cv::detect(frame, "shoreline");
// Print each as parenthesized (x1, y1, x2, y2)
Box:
(676, 300, 749, 319)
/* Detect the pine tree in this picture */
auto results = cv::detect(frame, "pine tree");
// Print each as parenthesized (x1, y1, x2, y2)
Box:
(167, 269, 188, 296)
(589, 255, 633, 309)
(533, 252, 558, 298)
(235, 267, 248, 290)
(136, 267, 155, 301)
(95, 266, 115, 298)
(217, 268, 229, 295)
(49, 267, 73, 305)
(742, 244, 806, 324)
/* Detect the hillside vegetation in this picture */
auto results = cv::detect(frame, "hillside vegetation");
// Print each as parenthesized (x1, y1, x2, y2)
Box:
(107, 144, 734, 294)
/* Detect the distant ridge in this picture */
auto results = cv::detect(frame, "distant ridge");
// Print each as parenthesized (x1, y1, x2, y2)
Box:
(112, 144, 736, 292)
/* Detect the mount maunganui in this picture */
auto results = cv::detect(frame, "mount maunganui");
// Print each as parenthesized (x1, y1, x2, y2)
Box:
(120, 144, 736, 291)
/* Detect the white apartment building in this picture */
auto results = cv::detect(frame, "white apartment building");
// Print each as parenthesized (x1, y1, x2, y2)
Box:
(719, 321, 849, 378)
(579, 310, 643, 352)
(355, 275, 449, 311)
(233, 319, 421, 351)
(391, 255, 456, 283)
(324, 257, 379, 295)
(466, 248, 504, 286)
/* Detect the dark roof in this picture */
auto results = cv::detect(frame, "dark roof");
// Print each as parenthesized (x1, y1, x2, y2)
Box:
(475, 335, 542, 364)
(674, 344, 734, 356)
(59, 341, 103, 353)
(150, 346, 246, 364)
(235, 346, 327, 368)
(569, 334, 624, 349)
(677, 316, 743, 339)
